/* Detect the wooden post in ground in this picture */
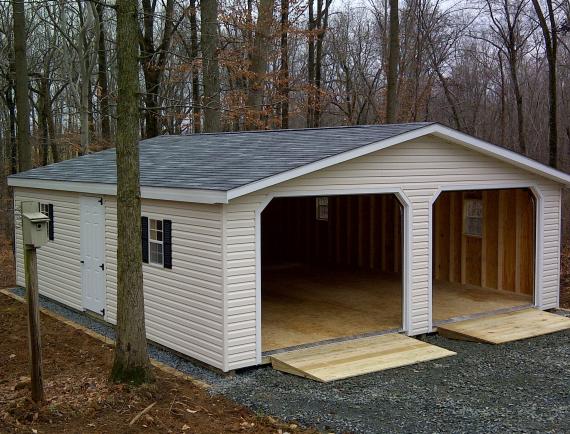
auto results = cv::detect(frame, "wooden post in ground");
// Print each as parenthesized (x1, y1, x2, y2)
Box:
(24, 244, 44, 403)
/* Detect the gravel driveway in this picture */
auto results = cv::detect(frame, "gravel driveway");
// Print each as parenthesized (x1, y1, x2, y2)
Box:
(11, 288, 570, 433)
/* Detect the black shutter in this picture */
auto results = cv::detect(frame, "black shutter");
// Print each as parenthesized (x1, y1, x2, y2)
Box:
(48, 204, 54, 241)
(163, 219, 172, 269)
(141, 216, 149, 263)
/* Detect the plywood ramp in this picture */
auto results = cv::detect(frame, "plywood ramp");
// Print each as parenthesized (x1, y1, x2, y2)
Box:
(437, 309, 570, 344)
(269, 334, 456, 382)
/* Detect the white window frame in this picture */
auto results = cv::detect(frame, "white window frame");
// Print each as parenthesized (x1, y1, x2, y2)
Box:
(148, 218, 164, 266)
(39, 203, 51, 236)
(39, 202, 49, 215)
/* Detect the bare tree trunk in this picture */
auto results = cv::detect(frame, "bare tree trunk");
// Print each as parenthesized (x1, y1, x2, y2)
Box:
(307, 0, 315, 128)
(531, 0, 558, 167)
(190, 0, 201, 133)
(111, 0, 153, 385)
(38, 75, 51, 166)
(13, 0, 32, 172)
(279, 0, 289, 129)
(314, 0, 331, 128)
(79, 69, 90, 153)
(140, 0, 176, 138)
(5, 82, 17, 174)
(386, 0, 399, 123)
(245, 0, 274, 129)
(508, 52, 526, 154)
(96, 3, 111, 143)
(498, 51, 506, 147)
(306, 0, 331, 128)
(435, 68, 462, 130)
(201, 0, 221, 132)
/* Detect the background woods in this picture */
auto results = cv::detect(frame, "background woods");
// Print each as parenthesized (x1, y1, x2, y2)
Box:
(0, 0, 569, 239)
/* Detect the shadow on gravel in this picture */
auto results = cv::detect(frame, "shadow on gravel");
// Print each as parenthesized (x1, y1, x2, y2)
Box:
(12, 287, 570, 434)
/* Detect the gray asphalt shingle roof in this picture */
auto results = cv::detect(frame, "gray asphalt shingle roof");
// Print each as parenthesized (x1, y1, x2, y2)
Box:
(10, 123, 434, 191)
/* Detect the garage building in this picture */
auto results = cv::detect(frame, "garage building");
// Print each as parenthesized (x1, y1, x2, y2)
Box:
(8, 122, 570, 372)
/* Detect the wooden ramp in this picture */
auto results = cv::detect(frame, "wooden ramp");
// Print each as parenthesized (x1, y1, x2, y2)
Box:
(269, 334, 456, 382)
(437, 308, 570, 344)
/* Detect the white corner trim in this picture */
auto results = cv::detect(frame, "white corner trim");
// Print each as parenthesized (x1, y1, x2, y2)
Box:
(227, 124, 570, 201)
(221, 204, 230, 372)
(8, 178, 229, 204)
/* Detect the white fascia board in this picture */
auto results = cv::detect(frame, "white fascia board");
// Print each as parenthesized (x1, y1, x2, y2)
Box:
(141, 186, 227, 204)
(226, 123, 570, 200)
(7, 177, 228, 204)
(8, 178, 115, 194)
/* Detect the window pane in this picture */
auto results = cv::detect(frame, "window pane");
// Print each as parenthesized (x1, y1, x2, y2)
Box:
(149, 242, 163, 265)
(150, 229, 156, 241)
(316, 197, 329, 221)
(157, 220, 162, 231)
(157, 231, 163, 242)
(465, 217, 482, 237)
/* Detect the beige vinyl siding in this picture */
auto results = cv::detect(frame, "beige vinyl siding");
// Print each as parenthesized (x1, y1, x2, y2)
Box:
(104, 198, 225, 369)
(14, 188, 83, 310)
(223, 135, 562, 370)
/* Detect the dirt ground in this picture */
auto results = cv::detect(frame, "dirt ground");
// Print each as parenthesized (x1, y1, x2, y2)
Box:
(0, 293, 314, 434)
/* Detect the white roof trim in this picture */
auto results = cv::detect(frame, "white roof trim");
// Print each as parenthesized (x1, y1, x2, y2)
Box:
(227, 123, 570, 200)
(7, 178, 228, 204)
(429, 125, 570, 186)
(9, 123, 570, 204)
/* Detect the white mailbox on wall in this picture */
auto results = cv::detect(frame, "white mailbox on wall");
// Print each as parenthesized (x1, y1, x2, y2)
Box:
(21, 201, 50, 248)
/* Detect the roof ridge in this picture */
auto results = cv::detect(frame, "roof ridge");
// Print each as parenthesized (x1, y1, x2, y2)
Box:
(166, 122, 436, 138)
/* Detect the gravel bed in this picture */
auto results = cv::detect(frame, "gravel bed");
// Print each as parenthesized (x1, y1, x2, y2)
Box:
(11, 287, 570, 433)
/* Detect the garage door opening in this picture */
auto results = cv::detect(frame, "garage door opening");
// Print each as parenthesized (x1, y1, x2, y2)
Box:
(432, 188, 535, 324)
(261, 194, 404, 353)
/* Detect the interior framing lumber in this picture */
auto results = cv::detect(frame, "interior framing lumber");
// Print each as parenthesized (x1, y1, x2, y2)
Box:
(433, 188, 535, 296)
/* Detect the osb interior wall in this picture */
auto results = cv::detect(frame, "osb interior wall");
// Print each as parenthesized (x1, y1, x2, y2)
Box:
(433, 188, 535, 295)
(261, 194, 402, 273)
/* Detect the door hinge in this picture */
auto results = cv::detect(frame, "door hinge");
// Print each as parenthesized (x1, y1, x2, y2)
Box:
(99, 263, 105, 271)
(98, 197, 103, 205)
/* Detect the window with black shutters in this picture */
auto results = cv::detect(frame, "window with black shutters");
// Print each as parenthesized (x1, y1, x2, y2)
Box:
(142, 216, 172, 269)
(39, 203, 54, 241)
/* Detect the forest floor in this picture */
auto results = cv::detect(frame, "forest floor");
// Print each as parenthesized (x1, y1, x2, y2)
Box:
(0, 293, 314, 434)
(0, 235, 15, 288)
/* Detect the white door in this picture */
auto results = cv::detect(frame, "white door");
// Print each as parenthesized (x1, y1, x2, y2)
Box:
(80, 196, 106, 315)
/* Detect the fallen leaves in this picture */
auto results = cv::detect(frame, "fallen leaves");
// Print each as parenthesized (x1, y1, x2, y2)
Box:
(0, 293, 316, 434)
